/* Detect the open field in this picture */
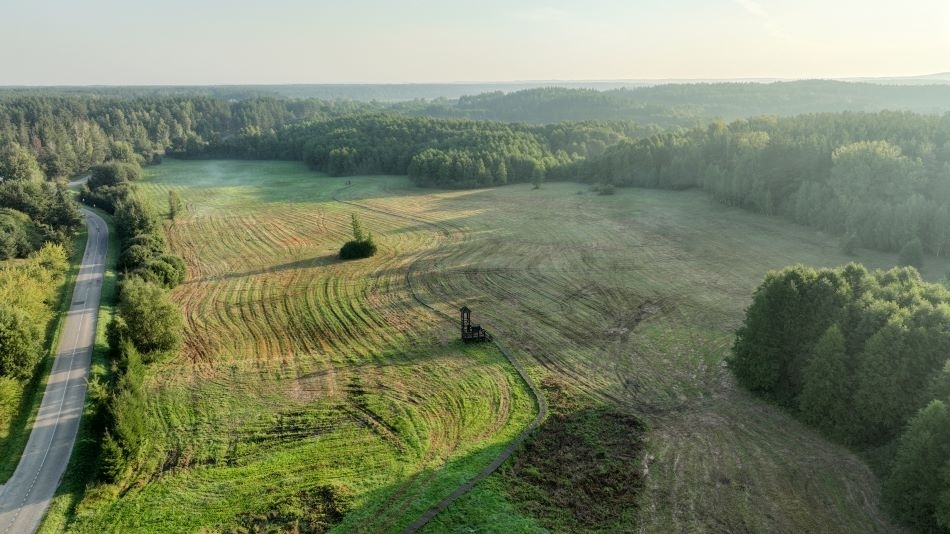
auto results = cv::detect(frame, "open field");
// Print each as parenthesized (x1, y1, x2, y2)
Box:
(63, 159, 942, 532)
(65, 161, 538, 533)
(336, 174, 933, 533)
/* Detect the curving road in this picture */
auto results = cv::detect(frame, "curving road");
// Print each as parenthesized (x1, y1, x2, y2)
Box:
(0, 209, 107, 534)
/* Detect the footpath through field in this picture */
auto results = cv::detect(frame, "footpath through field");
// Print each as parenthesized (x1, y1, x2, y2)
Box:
(0, 209, 108, 534)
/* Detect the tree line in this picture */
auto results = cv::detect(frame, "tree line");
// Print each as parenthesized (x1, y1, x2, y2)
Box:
(0, 94, 353, 179)
(396, 82, 950, 125)
(568, 111, 950, 258)
(205, 113, 648, 188)
(0, 93, 653, 189)
(9, 80, 950, 125)
(6, 92, 950, 258)
(80, 159, 186, 486)
(731, 264, 950, 532)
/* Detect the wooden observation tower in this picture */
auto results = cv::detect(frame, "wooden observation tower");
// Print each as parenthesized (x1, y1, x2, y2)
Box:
(460, 306, 490, 343)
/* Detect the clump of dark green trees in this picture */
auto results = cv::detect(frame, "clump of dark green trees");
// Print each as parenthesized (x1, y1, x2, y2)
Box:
(0, 144, 83, 258)
(731, 264, 950, 532)
(339, 213, 377, 260)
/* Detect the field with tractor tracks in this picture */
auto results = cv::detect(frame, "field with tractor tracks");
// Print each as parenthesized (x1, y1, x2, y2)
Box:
(65, 159, 947, 532)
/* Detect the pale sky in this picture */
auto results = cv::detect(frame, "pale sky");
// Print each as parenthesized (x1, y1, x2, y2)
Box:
(1, 0, 948, 85)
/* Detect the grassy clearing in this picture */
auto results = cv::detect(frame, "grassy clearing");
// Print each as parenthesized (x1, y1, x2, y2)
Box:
(60, 160, 934, 532)
(0, 229, 86, 483)
(349, 180, 925, 532)
(63, 160, 537, 533)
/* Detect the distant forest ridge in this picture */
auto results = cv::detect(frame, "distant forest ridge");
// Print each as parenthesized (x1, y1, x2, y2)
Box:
(1, 79, 950, 125)
(3, 83, 950, 259)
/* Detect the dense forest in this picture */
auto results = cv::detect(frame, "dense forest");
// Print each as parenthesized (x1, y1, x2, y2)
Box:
(3, 88, 950, 256)
(572, 111, 950, 257)
(409, 81, 950, 124)
(6, 80, 950, 123)
(500, 81, 950, 123)
(731, 264, 950, 532)
(212, 114, 650, 188)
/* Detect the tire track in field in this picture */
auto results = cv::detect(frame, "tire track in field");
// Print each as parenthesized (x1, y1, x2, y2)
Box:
(169, 205, 407, 371)
(335, 184, 900, 533)
(331, 184, 548, 533)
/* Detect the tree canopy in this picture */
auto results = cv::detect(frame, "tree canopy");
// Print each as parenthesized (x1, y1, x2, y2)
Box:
(731, 263, 950, 531)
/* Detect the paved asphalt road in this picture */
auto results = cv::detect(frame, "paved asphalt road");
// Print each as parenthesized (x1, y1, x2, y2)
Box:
(0, 209, 107, 534)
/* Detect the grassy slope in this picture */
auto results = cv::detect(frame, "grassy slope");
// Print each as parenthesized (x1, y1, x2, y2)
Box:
(64, 160, 936, 532)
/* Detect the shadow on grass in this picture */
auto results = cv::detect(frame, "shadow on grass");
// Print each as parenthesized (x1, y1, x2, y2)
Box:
(334, 391, 645, 534)
(185, 254, 342, 285)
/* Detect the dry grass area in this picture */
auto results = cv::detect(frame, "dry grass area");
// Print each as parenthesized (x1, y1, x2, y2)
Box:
(62, 159, 935, 532)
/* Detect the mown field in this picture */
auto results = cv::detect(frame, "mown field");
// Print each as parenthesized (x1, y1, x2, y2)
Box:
(64, 159, 947, 532)
(64, 160, 538, 533)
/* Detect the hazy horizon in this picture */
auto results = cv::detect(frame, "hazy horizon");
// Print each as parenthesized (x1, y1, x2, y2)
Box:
(2, 0, 948, 85)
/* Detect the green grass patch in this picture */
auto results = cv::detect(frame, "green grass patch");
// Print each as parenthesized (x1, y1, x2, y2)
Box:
(57, 161, 539, 532)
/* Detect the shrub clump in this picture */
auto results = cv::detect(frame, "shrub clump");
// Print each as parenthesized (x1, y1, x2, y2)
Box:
(339, 239, 377, 260)
(591, 182, 616, 195)
(339, 213, 377, 260)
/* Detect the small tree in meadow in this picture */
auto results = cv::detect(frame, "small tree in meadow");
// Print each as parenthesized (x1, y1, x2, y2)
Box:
(340, 213, 377, 260)
(350, 213, 366, 242)
(531, 168, 544, 190)
(168, 190, 182, 220)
